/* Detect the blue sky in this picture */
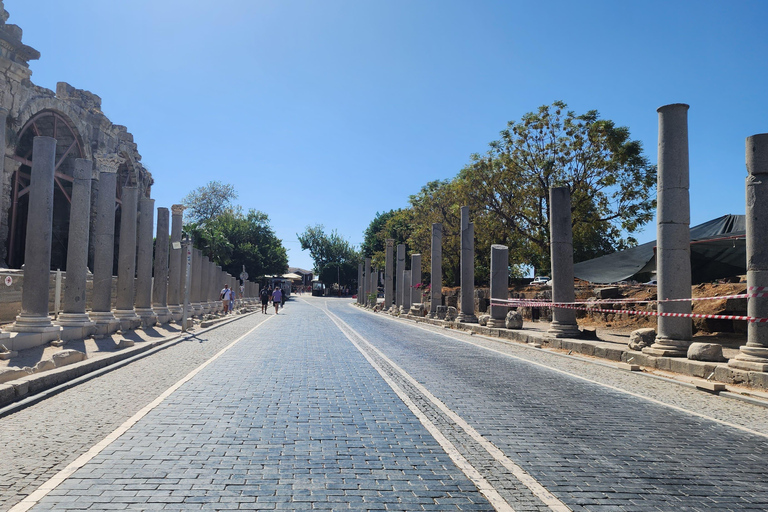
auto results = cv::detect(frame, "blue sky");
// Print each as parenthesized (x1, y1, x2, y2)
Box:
(7, 0, 768, 272)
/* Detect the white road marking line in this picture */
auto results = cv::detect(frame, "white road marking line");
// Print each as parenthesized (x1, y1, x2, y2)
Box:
(353, 303, 768, 440)
(316, 300, 570, 512)
(9, 316, 274, 512)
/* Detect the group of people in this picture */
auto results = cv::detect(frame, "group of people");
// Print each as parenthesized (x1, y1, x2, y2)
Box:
(260, 285, 284, 314)
(219, 283, 287, 315)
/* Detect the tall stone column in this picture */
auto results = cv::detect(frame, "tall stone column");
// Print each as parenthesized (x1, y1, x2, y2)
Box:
(395, 244, 405, 310)
(385, 239, 394, 309)
(410, 254, 422, 306)
(167, 205, 184, 321)
(201, 256, 212, 314)
(152, 207, 171, 323)
(114, 186, 140, 329)
(644, 104, 692, 357)
(357, 263, 363, 304)
(370, 269, 377, 307)
(364, 257, 371, 306)
(487, 244, 509, 328)
(0, 107, 8, 268)
(215, 266, 224, 313)
(428, 223, 442, 318)
(207, 261, 218, 313)
(134, 196, 157, 327)
(547, 187, 580, 337)
(56, 159, 95, 332)
(191, 249, 204, 317)
(89, 155, 122, 333)
(9, 137, 60, 335)
(402, 270, 412, 312)
(730, 133, 768, 372)
(457, 207, 478, 322)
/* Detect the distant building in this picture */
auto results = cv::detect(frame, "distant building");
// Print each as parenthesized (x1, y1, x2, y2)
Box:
(288, 267, 314, 286)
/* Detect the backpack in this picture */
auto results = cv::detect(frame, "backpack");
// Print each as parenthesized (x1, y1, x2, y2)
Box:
(260, 289, 269, 300)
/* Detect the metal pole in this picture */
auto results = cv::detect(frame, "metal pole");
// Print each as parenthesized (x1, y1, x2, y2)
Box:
(182, 236, 192, 332)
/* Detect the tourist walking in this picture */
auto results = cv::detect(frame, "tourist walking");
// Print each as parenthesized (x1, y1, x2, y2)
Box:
(272, 286, 282, 315)
(220, 283, 233, 314)
(260, 286, 270, 314)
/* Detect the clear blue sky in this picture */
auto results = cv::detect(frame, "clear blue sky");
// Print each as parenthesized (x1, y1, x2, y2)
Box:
(7, 0, 768, 272)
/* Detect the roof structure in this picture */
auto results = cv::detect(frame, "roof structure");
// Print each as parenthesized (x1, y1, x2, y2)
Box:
(573, 214, 746, 284)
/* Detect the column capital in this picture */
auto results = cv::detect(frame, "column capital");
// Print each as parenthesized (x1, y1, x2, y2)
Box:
(94, 152, 125, 174)
(171, 204, 185, 215)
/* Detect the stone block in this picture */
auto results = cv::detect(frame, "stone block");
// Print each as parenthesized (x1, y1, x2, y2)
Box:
(51, 349, 87, 367)
(595, 287, 619, 299)
(33, 359, 55, 373)
(478, 314, 490, 326)
(505, 311, 523, 329)
(687, 342, 726, 362)
(0, 366, 32, 384)
(629, 328, 656, 351)
(435, 305, 447, 320)
(445, 306, 458, 321)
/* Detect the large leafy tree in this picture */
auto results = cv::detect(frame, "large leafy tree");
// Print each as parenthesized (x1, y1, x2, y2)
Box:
(461, 101, 656, 274)
(297, 225, 360, 287)
(182, 181, 238, 225)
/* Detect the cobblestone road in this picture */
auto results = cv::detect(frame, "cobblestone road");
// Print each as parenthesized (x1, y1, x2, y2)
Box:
(2, 297, 767, 511)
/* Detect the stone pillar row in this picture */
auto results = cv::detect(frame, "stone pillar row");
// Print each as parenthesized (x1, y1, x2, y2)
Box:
(3, 137, 244, 346)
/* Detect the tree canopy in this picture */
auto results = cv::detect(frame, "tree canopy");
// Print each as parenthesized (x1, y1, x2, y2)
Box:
(359, 101, 656, 283)
(182, 181, 238, 225)
(181, 181, 287, 280)
(298, 225, 360, 287)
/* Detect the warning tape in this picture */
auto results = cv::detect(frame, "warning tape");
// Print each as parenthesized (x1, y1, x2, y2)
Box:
(526, 292, 765, 306)
(489, 298, 768, 323)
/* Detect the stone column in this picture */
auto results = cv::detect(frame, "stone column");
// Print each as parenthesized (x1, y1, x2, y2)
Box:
(547, 187, 580, 337)
(134, 196, 157, 327)
(0, 107, 8, 267)
(487, 244, 509, 328)
(200, 256, 211, 314)
(364, 257, 371, 306)
(191, 249, 204, 316)
(152, 207, 171, 323)
(395, 244, 405, 310)
(644, 104, 692, 357)
(457, 206, 478, 323)
(114, 186, 140, 329)
(357, 263, 363, 304)
(10, 137, 60, 335)
(216, 266, 224, 313)
(208, 261, 218, 313)
(730, 134, 768, 372)
(402, 270, 412, 312)
(428, 223, 442, 318)
(385, 239, 394, 309)
(167, 205, 184, 320)
(56, 159, 95, 332)
(410, 254, 421, 306)
(89, 155, 122, 333)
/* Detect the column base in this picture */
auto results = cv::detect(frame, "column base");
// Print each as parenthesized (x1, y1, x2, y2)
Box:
(59, 324, 97, 341)
(8, 314, 58, 333)
(152, 306, 172, 324)
(168, 305, 183, 322)
(89, 311, 121, 338)
(456, 313, 478, 323)
(728, 347, 768, 372)
(114, 309, 141, 331)
(547, 321, 581, 338)
(642, 336, 690, 357)
(191, 303, 204, 317)
(487, 318, 505, 328)
(56, 312, 96, 328)
(135, 307, 158, 328)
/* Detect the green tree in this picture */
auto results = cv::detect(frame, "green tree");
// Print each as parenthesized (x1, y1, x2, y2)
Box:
(297, 225, 360, 287)
(461, 101, 656, 274)
(182, 181, 238, 225)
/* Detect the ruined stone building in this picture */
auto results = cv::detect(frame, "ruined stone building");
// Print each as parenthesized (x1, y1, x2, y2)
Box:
(0, 0, 152, 274)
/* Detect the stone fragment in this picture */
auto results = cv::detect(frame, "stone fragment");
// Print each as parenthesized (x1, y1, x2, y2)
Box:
(33, 359, 55, 373)
(505, 311, 523, 329)
(595, 287, 620, 299)
(409, 303, 425, 317)
(478, 314, 490, 326)
(445, 306, 458, 321)
(51, 349, 87, 367)
(688, 342, 726, 362)
(0, 366, 32, 384)
(436, 305, 447, 320)
(629, 328, 656, 351)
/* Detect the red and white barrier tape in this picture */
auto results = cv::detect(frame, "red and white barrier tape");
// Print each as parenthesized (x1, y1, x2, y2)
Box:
(489, 298, 768, 323)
